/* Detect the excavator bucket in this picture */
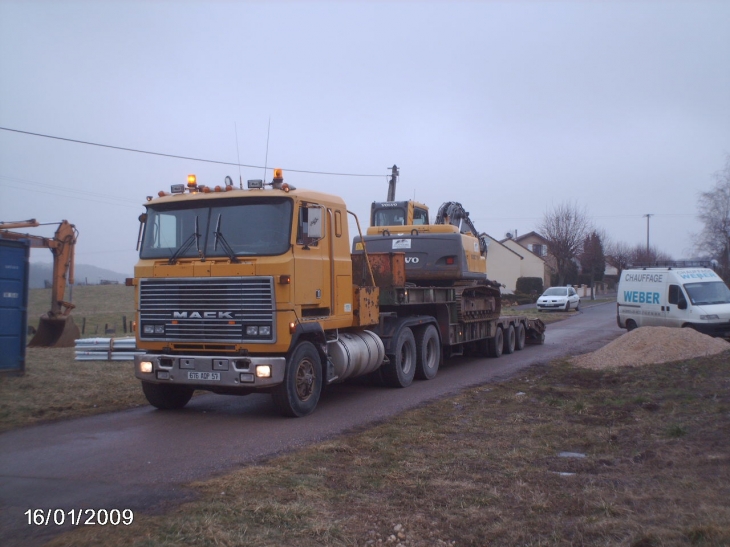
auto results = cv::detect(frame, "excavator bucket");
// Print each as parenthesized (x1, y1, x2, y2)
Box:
(28, 315, 80, 348)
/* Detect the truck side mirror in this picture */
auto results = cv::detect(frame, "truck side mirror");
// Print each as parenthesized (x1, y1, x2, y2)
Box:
(136, 213, 147, 251)
(307, 207, 323, 239)
(678, 298, 687, 310)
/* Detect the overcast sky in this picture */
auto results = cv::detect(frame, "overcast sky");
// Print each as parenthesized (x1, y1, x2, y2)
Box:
(1, 0, 728, 276)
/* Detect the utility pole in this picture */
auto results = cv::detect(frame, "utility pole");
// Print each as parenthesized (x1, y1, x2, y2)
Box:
(644, 214, 653, 252)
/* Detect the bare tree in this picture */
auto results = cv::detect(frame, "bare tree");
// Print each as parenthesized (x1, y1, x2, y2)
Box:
(629, 244, 673, 266)
(696, 155, 730, 279)
(605, 240, 633, 274)
(538, 202, 591, 285)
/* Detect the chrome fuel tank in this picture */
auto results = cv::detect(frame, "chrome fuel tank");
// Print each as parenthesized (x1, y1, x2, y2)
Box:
(327, 330, 385, 381)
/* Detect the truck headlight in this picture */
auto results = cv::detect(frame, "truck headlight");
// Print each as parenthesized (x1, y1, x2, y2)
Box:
(700, 314, 720, 320)
(256, 365, 272, 378)
(154, 325, 165, 334)
(246, 326, 259, 336)
(140, 361, 153, 373)
(143, 325, 154, 334)
(259, 326, 271, 336)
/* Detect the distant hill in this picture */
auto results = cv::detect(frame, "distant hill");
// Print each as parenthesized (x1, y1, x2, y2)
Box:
(29, 262, 131, 289)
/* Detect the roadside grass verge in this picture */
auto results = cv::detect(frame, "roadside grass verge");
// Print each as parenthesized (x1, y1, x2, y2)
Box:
(0, 348, 145, 432)
(48, 352, 730, 547)
(501, 306, 578, 324)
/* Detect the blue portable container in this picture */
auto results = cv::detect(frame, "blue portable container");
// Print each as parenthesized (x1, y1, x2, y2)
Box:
(0, 238, 30, 375)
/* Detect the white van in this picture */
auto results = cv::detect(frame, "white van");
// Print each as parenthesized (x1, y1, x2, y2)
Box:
(617, 268, 730, 337)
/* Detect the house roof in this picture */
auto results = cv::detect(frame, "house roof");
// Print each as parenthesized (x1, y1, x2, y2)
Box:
(502, 237, 547, 264)
(484, 234, 524, 260)
(513, 231, 548, 244)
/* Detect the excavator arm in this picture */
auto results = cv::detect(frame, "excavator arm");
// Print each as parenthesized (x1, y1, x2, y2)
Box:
(434, 202, 488, 255)
(0, 219, 80, 346)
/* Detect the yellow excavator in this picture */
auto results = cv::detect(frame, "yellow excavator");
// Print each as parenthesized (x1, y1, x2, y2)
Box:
(0, 219, 80, 347)
(356, 165, 491, 286)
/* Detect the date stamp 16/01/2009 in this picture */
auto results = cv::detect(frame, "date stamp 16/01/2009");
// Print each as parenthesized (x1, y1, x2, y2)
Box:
(25, 508, 134, 527)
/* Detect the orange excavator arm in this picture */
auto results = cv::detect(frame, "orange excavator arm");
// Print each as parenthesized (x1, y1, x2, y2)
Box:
(0, 219, 80, 346)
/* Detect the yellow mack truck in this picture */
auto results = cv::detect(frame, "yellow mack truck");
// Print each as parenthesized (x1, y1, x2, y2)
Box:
(131, 170, 545, 417)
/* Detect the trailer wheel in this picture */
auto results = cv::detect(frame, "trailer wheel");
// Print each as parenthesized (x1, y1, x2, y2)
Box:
(503, 324, 516, 354)
(488, 327, 504, 358)
(515, 322, 526, 351)
(272, 341, 322, 417)
(382, 327, 417, 388)
(142, 381, 194, 410)
(415, 324, 441, 380)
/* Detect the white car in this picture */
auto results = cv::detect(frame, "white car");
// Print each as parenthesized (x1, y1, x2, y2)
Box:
(537, 286, 580, 312)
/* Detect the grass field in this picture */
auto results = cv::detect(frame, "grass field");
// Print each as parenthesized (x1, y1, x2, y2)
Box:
(27, 284, 136, 337)
(46, 353, 730, 547)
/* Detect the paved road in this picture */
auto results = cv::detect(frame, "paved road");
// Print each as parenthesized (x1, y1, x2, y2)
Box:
(0, 302, 622, 546)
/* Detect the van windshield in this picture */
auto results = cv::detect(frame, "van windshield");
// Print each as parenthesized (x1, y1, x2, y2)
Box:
(683, 281, 730, 305)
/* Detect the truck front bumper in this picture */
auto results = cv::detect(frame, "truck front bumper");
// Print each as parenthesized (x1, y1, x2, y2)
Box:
(134, 353, 286, 389)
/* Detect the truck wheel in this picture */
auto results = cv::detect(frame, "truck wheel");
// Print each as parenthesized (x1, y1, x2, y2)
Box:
(272, 341, 322, 417)
(382, 327, 417, 388)
(415, 324, 440, 380)
(142, 381, 194, 410)
(515, 322, 526, 351)
(503, 324, 516, 354)
(626, 319, 638, 331)
(487, 327, 504, 358)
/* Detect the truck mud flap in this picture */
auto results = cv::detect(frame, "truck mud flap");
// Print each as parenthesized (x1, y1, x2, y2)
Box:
(28, 315, 81, 347)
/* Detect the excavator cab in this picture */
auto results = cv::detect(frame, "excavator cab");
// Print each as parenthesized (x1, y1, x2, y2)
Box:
(369, 200, 430, 230)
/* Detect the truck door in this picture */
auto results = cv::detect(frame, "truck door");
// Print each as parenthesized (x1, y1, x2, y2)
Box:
(293, 204, 331, 316)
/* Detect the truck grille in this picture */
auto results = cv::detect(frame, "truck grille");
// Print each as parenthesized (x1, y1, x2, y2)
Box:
(139, 277, 275, 343)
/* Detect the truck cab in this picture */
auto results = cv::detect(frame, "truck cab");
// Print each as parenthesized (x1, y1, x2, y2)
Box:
(132, 171, 370, 417)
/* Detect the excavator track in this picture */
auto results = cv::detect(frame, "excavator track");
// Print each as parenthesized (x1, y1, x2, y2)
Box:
(455, 283, 501, 323)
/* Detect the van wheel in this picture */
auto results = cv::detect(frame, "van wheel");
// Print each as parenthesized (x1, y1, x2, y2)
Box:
(382, 327, 417, 388)
(503, 324, 516, 354)
(515, 323, 526, 351)
(626, 319, 638, 331)
(488, 327, 504, 358)
(415, 324, 441, 380)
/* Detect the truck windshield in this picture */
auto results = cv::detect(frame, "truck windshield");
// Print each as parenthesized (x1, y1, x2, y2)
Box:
(683, 281, 730, 306)
(140, 197, 293, 259)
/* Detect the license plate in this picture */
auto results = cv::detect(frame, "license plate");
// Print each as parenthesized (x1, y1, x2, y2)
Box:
(187, 371, 221, 381)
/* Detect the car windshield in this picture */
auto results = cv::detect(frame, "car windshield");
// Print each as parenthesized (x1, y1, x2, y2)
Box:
(683, 281, 730, 305)
(543, 288, 568, 297)
(140, 197, 293, 259)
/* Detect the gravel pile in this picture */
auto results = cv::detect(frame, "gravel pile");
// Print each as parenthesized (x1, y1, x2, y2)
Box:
(571, 326, 730, 369)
